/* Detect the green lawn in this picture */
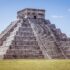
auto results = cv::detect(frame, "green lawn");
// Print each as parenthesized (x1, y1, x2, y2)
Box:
(0, 59, 70, 70)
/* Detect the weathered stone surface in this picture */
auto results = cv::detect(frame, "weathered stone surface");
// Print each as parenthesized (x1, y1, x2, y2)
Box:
(0, 8, 70, 59)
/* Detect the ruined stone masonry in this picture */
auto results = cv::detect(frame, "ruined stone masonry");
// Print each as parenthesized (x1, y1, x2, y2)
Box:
(0, 8, 70, 59)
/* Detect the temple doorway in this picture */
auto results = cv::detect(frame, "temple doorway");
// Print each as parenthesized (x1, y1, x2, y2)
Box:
(34, 16, 36, 19)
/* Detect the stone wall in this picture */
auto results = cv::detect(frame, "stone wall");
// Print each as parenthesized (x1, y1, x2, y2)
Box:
(17, 8, 45, 19)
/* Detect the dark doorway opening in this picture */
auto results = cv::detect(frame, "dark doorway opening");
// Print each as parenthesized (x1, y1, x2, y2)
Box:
(34, 16, 36, 19)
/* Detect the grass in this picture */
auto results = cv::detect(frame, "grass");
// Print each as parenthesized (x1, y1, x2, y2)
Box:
(0, 59, 70, 70)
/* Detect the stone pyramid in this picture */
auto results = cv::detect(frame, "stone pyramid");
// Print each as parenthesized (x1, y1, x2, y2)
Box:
(0, 8, 70, 59)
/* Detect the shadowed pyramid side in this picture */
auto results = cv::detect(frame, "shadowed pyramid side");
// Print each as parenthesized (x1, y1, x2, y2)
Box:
(28, 18, 67, 59)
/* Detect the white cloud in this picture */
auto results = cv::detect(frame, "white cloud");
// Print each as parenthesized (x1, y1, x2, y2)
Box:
(51, 15, 64, 19)
(68, 9, 70, 12)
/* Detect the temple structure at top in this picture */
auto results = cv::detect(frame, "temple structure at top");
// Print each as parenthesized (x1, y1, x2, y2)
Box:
(17, 8, 45, 19)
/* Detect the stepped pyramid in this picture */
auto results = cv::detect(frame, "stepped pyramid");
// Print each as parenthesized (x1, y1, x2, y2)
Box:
(0, 8, 70, 59)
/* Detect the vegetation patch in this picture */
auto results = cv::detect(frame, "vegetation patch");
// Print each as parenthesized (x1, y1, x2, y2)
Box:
(0, 59, 70, 70)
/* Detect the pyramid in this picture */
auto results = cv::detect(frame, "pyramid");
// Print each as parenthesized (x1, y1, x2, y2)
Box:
(0, 8, 70, 59)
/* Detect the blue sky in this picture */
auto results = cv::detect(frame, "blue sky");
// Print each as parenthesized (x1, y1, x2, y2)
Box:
(0, 0, 70, 37)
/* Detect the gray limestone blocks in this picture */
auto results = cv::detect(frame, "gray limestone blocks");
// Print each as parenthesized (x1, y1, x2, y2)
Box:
(0, 8, 70, 59)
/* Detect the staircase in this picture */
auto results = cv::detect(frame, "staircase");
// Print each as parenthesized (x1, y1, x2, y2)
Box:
(4, 19, 44, 59)
(0, 21, 20, 59)
(28, 18, 67, 59)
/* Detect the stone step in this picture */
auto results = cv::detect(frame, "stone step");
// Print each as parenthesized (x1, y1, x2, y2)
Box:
(4, 54, 44, 59)
(10, 45, 40, 49)
(15, 36, 36, 41)
(12, 41, 38, 46)
(19, 27, 33, 32)
(6, 49, 43, 55)
(16, 32, 34, 36)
